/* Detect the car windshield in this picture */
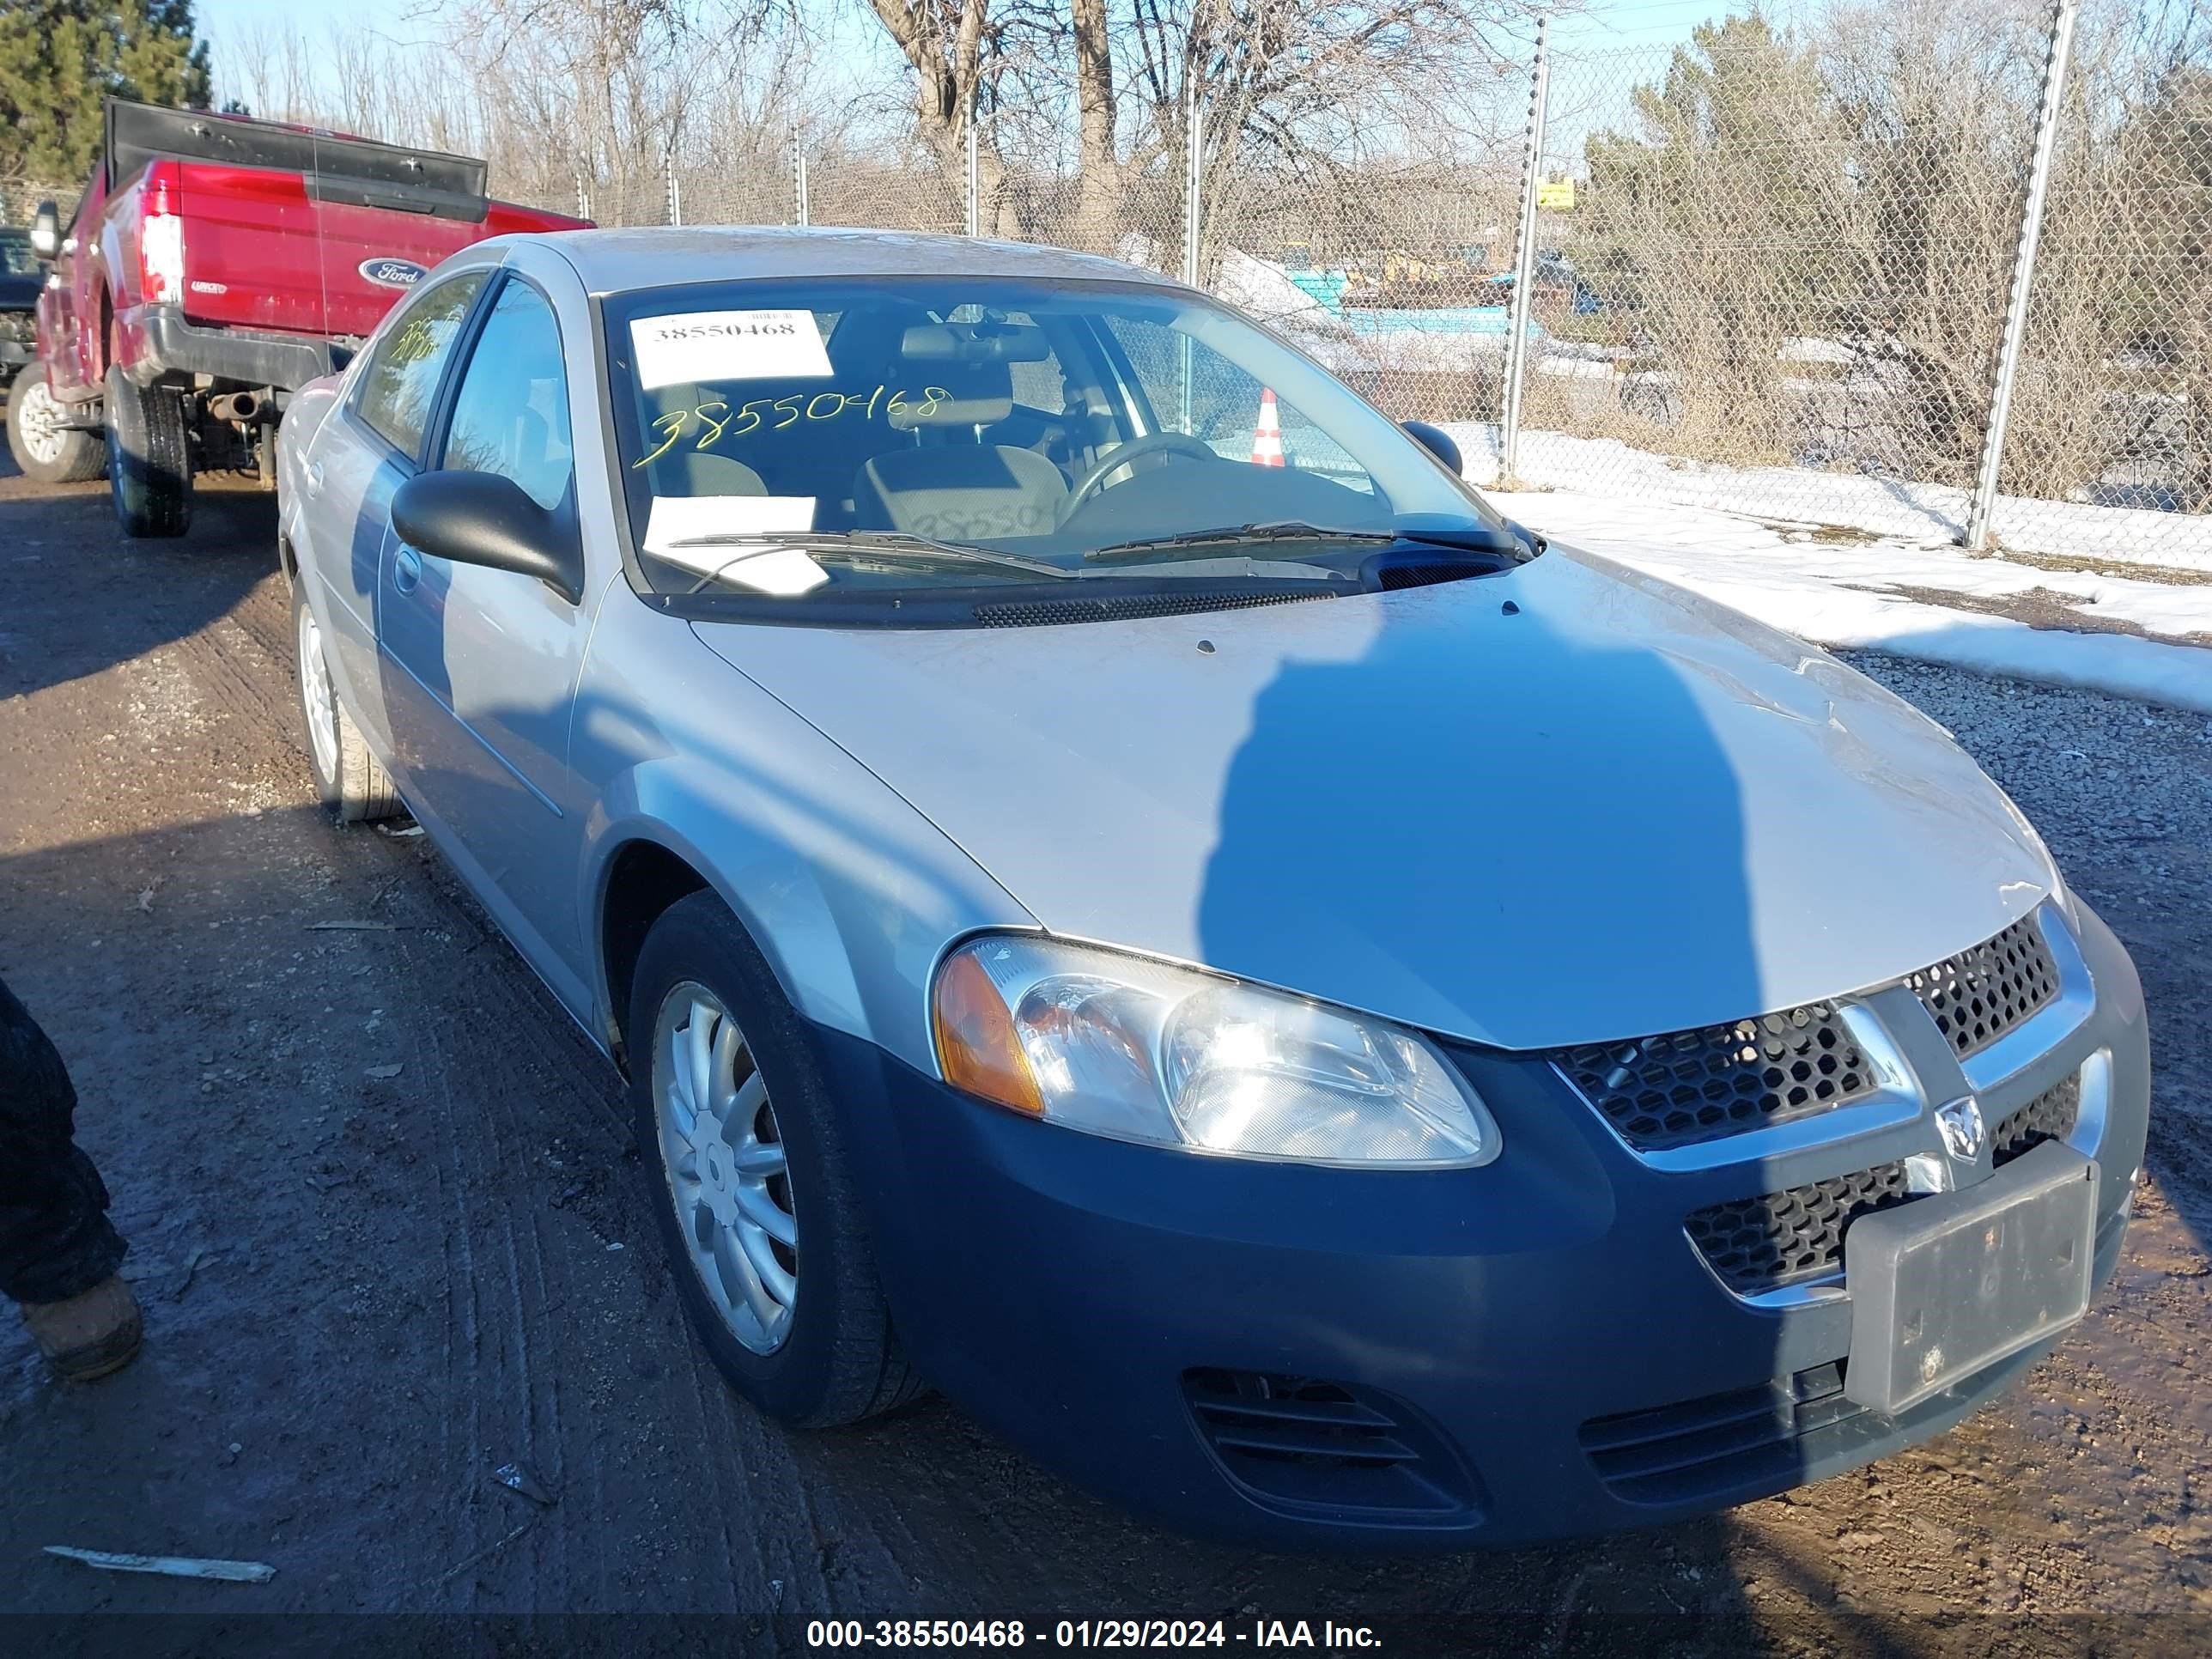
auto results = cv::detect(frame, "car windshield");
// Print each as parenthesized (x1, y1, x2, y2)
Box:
(601, 275, 1512, 610)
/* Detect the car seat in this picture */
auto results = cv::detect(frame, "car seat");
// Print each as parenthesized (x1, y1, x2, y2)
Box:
(852, 325, 1066, 542)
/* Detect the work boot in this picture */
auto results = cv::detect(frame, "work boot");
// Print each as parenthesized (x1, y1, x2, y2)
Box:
(19, 1276, 143, 1382)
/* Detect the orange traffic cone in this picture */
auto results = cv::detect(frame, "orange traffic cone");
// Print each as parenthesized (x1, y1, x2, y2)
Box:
(1251, 388, 1285, 467)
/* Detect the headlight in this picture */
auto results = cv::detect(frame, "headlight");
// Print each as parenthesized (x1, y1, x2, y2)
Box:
(931, 936, 1500, 1168)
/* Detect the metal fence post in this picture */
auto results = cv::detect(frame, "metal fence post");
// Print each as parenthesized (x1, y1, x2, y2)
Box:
(665, 157, 682, 227)
(964, 84, 981, 236)
(1966, 0, 2078, 551)
(1180, 86, 1204, 434)
(574, 171, 590, 222)
(793, 135, 810, 227)
(1501, 20, 1551, 489)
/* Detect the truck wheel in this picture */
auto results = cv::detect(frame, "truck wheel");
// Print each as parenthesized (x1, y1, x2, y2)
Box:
(7, 361, 106, 483)
(293, 580, 403, 823)
(104, 366, 192, 538)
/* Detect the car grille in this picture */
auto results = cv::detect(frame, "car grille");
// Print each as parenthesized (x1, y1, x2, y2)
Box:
(1182, 1368, 1477, 1516)
(1686, 1162, 1915, 1296)
(1991, 1072, 2081, 1167)
(1902, 915, 2060, 1060)
(1591, 1204, 2130, 1507)
(1582, 1361, 1862, 1505)
(1552, 1003, 1879, 1153)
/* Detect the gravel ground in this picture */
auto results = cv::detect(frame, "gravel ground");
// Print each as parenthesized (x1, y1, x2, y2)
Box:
(0, 457, 2208, 1656)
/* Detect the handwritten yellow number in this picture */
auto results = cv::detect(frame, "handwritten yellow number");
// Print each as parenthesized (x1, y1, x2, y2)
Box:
(633, 408, 690, 467)
(693, 400, 732, 449)
(732, 399, 768, 435)
(771, 396, 802, 430)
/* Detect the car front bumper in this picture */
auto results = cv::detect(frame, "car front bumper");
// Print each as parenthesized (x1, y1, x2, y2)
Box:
(825, 902, 2148, 1550)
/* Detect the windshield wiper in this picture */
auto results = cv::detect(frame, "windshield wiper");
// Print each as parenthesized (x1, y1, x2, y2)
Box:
(670, 530, 1075, 593)
(1085, 521, 1399, 562)
(1085, 520, 1523, 563)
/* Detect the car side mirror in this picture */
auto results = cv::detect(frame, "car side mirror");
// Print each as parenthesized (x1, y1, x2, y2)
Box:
(1401, 420, 1462, 477)
(29, 201, 61, 260)
(391, 471, 583, 603)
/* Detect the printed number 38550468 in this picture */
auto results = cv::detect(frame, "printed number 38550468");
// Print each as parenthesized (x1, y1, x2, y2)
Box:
(633, 384, 955, 468)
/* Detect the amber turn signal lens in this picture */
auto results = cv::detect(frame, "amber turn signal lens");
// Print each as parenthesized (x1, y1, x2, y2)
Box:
(933, 949, 1045, 1115)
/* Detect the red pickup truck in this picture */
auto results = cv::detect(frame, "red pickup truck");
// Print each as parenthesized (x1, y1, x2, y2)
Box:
(19, 99, 585, 536)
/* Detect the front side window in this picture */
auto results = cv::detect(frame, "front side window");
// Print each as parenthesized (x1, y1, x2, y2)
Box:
(353, 272, 488, 459)
(440, 279, 574, 512)
(602, 275, 1513, 619)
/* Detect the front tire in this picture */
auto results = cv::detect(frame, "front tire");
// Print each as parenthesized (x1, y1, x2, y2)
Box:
(104, 365, 192, 538)
(629, 891, 921, 1426)
(8, 362, 106, 484)
(7, 361, 105, 483)
(292, 580, 402, 823)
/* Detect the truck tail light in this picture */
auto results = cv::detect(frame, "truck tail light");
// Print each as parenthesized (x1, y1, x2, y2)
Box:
(142, 213, 185, 305)
(141, 168, 185, 306)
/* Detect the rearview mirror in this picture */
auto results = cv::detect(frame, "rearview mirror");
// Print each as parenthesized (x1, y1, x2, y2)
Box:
(29, 201, 60, 260)
(391, 471, 583, 603)
(1401, 420, 1462, 477)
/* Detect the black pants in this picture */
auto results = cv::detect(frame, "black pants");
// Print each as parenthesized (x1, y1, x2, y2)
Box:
(0, 977, 127, 1304)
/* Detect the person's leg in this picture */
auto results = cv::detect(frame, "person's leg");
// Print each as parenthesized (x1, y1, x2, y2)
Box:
(0, 975, 139, 1380)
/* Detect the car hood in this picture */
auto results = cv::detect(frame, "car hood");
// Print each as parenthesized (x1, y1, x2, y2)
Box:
(692, 547, 2054, 1050)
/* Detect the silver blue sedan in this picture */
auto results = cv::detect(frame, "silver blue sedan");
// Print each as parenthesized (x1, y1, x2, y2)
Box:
(276, 228, 2148, 1548)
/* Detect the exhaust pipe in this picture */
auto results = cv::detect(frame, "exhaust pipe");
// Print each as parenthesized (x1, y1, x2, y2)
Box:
(206, 389, 265, 423)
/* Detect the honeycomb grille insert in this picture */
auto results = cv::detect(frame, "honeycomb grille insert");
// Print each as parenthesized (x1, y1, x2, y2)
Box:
(1904, 915, 2061, 1060)
(1991, 1073, 2081, 1167)
(1553, 1004, 1879, 1152)
(1686, 1164, 1915, 1295)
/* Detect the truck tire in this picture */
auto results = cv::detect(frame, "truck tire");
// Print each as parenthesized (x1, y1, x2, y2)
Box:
(104, 365, 193, 538)
(7, 361, 106, 483)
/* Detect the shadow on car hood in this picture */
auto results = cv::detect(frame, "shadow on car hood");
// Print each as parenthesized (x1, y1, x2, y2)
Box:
(692, 545, 2054, 1051)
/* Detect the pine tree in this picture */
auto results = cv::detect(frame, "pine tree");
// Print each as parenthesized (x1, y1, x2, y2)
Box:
(0, 1, 213, 184)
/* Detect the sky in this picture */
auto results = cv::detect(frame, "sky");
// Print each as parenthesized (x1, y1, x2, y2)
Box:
(191, 0, 1791, 99)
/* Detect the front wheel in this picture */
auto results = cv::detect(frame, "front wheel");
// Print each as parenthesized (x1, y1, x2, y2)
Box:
(7, 361, 105, 483)
(629, 891, 921, 1426)
(104, 365, 192, 538)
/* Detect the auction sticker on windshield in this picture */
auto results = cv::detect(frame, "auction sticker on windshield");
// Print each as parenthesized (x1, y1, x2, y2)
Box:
(630, 310, 833, 389)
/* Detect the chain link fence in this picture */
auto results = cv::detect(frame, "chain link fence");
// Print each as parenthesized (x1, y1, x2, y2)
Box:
(496, 1, 2204, 569)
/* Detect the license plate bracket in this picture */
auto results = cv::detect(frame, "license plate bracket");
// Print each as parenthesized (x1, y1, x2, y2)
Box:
(1844, 1139, 2098, 1415)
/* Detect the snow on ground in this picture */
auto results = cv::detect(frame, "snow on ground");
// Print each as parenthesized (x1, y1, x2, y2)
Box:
(1487, 485, 2212, 718)
(1443, 422, 2212, 577)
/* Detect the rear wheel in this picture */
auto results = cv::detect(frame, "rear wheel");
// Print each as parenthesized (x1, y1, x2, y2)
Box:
(7, 361, 105, 483)
(292, 580, 402, 823)
(629, 891, 922, 1426)
(104, 365, 192, 538)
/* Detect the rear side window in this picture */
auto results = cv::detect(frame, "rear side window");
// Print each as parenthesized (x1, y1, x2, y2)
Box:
(439, 279, 574, 512)
(353, 273, 488, 459)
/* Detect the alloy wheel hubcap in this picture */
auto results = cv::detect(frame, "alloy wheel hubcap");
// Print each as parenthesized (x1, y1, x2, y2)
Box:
(14, 380, 64, 465)
(653, 982, 797, 1354)
(297, 605, 339, 783)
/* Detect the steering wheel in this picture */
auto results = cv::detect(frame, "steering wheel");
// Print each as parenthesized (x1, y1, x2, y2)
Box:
(1060, 432, 1219, 522)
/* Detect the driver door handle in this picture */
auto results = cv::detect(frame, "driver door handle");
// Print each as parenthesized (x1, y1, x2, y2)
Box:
(392, 545, 422, 594)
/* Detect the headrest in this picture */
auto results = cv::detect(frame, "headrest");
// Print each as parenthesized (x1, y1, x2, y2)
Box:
(898, 323, 1050, 364)
(889, 358, 1013, 429)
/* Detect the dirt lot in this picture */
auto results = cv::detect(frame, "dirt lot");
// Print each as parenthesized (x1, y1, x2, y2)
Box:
(2, 458, 2209, 1656)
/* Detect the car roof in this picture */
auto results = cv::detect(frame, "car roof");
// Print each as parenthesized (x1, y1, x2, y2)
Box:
(509, 226, 1186, 299)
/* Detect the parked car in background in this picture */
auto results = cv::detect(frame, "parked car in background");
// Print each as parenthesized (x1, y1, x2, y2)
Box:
(27, 98, 584, 532)
(277, 227, 2148, 1550)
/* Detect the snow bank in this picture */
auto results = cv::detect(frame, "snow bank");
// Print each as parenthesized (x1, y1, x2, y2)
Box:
(1487, 487, 2212, 717)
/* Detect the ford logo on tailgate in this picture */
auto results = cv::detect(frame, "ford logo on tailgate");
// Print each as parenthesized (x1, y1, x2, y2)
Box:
(358, 258, 428, 289)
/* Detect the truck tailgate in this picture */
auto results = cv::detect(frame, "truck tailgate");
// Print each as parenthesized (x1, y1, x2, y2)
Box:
(171, 162, 573, 343)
